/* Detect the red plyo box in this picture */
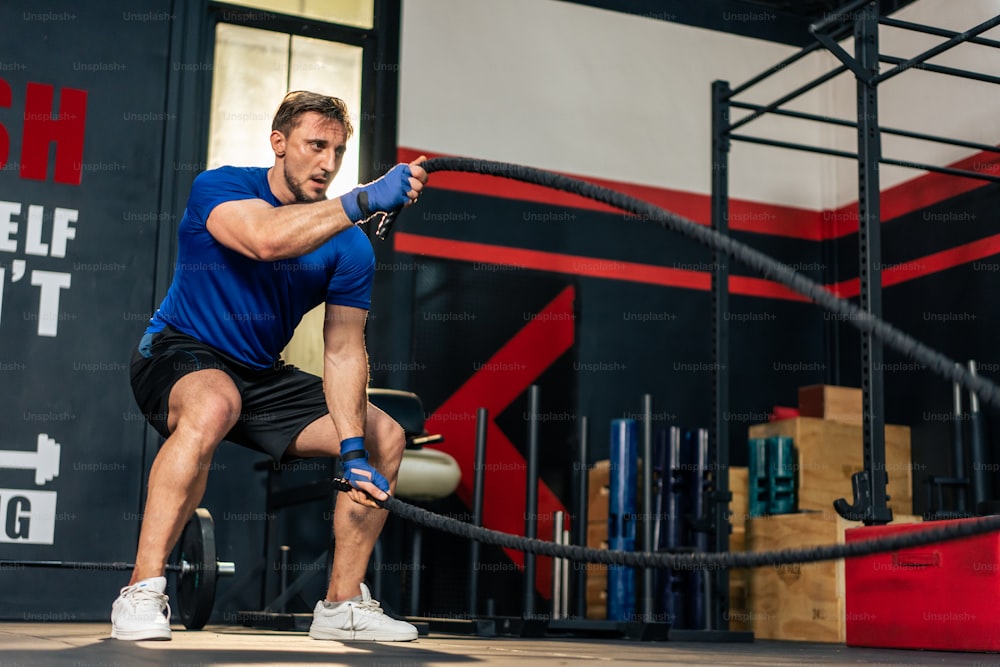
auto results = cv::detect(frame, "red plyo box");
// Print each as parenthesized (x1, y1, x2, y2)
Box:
(845, 518, 1000, 652)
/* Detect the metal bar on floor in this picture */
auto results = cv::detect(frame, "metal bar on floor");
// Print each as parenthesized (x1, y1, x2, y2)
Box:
(468, 406, 489, 618)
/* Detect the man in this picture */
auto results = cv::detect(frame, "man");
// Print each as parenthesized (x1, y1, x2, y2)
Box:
(117, 91, 427, 642)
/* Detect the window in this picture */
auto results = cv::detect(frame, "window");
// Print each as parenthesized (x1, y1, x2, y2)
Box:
(208, 24, 364, 199)
(207, 2, 381, 374)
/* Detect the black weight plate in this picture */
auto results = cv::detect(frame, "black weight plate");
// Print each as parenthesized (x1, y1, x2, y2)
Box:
(177, 507, 217, 630)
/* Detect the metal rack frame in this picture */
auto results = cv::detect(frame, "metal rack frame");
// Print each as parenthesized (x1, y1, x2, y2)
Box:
(710, 0, 1000, 631)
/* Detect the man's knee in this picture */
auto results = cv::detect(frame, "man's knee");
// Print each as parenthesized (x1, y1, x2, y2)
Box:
(368, 412, 406, 461)
(186, 394, 240, 436)
(168, 372, 241, 449)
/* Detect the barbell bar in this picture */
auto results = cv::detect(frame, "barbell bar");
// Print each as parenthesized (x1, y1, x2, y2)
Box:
(0, 560, 235, 575)
(0, 508, 233, 630)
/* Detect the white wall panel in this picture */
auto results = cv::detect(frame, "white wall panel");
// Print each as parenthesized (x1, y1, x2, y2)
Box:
(399, 0, 836, 209)
(827, 0, 1000, 207)
(400, 0, 1000, 213)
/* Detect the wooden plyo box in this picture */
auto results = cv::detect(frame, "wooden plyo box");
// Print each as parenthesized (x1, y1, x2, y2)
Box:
(588, 460, 611, 524)
(586, 461, 610, 619)
(747, 417, 912, 516)
(585, 522, 609, 619)
(729, 466, 749, 525)
(798, 385, 862, 425)
(746, 511, 920, 642)
(728, 467, 750, 632)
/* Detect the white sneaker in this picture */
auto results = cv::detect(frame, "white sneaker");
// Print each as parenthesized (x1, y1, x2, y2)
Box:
(310, 583, 418, 642)
(111, 576, 172, 640)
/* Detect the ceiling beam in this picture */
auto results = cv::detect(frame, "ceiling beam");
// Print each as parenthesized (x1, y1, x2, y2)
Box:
(555, 0, 818, 46)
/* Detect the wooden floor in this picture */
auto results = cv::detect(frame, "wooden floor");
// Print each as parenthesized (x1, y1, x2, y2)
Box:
(0, 623, 996, 666)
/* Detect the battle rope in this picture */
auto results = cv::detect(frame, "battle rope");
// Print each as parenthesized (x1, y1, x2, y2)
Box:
(378, 490, 1000, 569)
(408, 156, 1000, 410)
(336, 478, 1000, 568)
(357, 155, 1000, 569)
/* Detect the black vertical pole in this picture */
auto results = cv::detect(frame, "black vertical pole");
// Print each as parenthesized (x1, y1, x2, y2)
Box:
(574, 415, 589, 619)
(409, 526, 422, 615)
(952, 371, 967, 514)
(968, 361, 990, 509)
(468, 407, 488, 617)
(710, 79, 732, 632)
(279, 545, 289, 613)
(855, 1, 893, 526)
(523, 385, 541, 618)
(641, 393, 654, 620)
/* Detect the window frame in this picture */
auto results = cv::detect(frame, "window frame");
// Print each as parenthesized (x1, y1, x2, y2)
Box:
(207, 0, 397, 189)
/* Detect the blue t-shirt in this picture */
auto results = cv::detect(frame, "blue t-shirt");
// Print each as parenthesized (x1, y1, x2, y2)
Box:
(146, 166, 375, 369)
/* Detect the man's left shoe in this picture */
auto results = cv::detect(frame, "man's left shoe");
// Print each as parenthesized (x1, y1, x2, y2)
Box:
(309, 583, 418, 642)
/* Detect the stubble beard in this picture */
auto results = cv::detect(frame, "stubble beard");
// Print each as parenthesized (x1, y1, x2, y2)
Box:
(285, 163, 325, 204)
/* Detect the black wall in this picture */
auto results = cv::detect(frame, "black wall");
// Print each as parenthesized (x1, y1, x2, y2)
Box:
(0, 0, 272, 623)
(0, 0, 173, 619)
(392, 188, 826, 467)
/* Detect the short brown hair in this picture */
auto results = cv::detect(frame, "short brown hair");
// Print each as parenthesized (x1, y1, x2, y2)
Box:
(272, 90, 353, 138)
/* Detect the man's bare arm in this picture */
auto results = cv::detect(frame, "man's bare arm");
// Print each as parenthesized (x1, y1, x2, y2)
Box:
(323, 303, 369, 442)
(208, 197, 356, 261)
(207, 157, 427, 261)
(323, 303, 388, 506)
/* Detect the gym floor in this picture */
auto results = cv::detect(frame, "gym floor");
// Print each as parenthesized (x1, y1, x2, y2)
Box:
(0, 623, 995, 666)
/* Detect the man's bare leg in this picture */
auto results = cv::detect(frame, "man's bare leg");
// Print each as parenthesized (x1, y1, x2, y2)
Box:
(129, 369, 242, 585)
(289, 403, 406, 602)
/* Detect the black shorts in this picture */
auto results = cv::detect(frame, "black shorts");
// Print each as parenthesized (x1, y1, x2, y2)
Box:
(129, 325, 329, 460)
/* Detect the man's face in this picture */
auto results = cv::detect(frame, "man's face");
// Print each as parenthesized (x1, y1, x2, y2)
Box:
(280, 111, 348, 203)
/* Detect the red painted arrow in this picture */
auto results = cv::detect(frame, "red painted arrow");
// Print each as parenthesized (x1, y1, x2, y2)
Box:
(425, 285, 576, 600)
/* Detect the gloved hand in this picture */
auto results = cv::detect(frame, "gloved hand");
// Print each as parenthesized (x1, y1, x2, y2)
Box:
(340, 436, 390, 498)
(341, 164, 413, 223)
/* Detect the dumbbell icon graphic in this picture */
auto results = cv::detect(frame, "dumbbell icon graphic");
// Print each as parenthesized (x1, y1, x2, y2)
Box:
(0, 433, 61, 485)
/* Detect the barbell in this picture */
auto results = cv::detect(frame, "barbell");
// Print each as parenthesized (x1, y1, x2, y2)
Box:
(0, 508, 234, 630)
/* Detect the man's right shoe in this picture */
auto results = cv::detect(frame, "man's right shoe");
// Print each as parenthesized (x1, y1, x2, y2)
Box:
(310, 583, 418, 641)
(111, 576, 172, 640)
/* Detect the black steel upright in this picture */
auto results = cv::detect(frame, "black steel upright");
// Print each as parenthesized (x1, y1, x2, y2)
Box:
(523, 385, 541, 618)
(469, 407, 489, 617)
(573, 415, 589, 619)
(709, 79, 732, 631)
(641, 393, 654, 620)
(835, 1, 893, 526)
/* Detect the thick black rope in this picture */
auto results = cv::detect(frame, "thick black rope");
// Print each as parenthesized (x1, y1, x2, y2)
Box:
(380, 493, 1000, 569)
(355, 156, 1000, 569)
(331, 477, 1000, 569)
(416, 157, 1000, 410)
